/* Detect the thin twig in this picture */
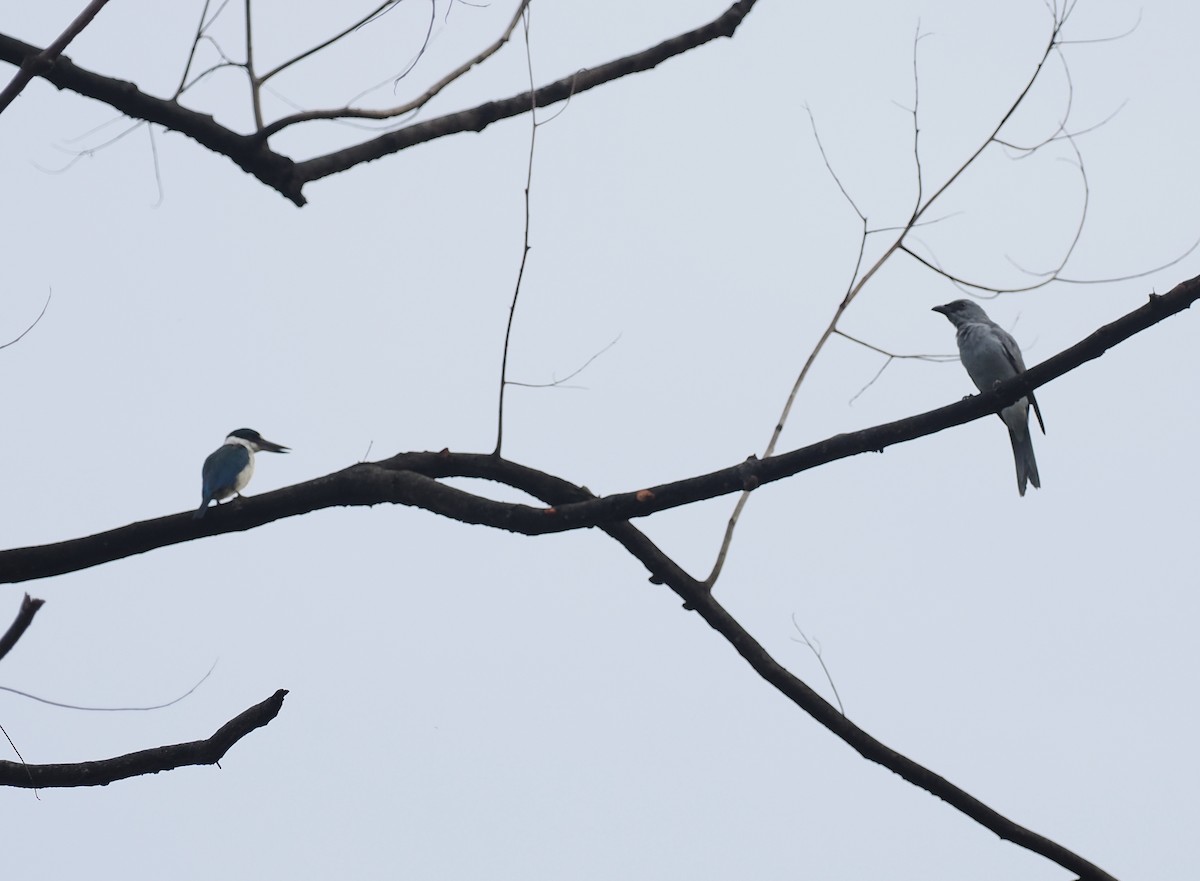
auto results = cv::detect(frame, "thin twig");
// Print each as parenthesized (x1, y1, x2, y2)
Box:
(173, 0, 218, 97)
(244, 0, 264, 130)
(833, 329, 957, 405)
(258, 1, 402, 84)
(1056, 235, 1200, 284)
(790, 614, 844, 714)
(147, 124, 165, 207)
(494, 6, 537, 456)
(833, 328, 955, 363)
(704, 6, 1073, 590)
(0, 723, 36, 795)
(508, 335, 621, 389)
(0, 289, 51, 351)
(341, 1, 438, 110)
(704, 107, 869, 589)
(258, 0, 533, 140)
(0, 660, 217, 711)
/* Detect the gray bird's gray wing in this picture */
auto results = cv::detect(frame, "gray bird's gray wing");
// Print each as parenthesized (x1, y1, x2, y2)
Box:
(995, 326, 1028, 372)
(995, 326, 1045, 434)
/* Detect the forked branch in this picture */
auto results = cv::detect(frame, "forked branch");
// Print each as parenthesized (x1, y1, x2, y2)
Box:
(0, 0, 112, 116)
(0, 0, 761, 205)
(704, 3, 1083, 588)
(3, 272, 1196, 583)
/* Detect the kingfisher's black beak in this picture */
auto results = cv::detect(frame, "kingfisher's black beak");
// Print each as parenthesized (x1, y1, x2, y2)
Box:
(259, 438, 290, 454)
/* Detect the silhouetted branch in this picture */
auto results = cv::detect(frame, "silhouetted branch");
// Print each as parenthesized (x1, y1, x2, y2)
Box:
(494, 6, 538, 457)
(0, 689, 287, 788)
(0, 594, 44, 663)
(599, 519, 1118, 881)
(0, 0, 111, 116)
(2, 272, 1196, 585)
(0, 0, 760, 205)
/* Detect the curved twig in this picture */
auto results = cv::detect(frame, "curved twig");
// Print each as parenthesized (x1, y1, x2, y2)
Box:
(0, 289, 51, 351)
(257, 0, 532, 139)
(0, 661, 217, 711)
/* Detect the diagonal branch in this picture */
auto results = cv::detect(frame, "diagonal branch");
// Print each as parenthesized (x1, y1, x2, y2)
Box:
(0, 689, 287, 788)
(0, 0, 760, 205)
(0, 0, 112, 116)
(597, 520, 1118, 881)
(1, 272, 1196, 586)
(0, 594, 44, 663)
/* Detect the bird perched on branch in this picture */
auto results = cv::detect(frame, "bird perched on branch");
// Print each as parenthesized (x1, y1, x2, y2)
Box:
(194, 428, 290, 519)
(932, 300, 1045, 496)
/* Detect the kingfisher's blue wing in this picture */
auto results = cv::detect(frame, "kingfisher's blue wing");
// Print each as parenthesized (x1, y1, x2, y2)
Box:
(201, 444, 250, 501)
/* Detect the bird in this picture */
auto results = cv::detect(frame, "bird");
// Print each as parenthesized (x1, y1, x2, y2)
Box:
(194, 428, 290, 519)
(932, 299, 1045, 496)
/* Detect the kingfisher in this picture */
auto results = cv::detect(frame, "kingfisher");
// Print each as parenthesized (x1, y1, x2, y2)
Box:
(193, 428, 290, 519)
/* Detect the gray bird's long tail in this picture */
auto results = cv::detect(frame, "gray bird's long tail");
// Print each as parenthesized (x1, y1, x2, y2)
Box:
(193, 498, 211, 520)
(1008, 428, 1040, 497)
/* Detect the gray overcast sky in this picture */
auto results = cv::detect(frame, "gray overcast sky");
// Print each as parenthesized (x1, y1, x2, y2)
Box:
(3, 1, 1198, 879)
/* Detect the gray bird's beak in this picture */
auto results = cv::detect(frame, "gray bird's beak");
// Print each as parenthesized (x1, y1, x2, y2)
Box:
(259, 438, 290, 454)
(931, 304, 949, 315)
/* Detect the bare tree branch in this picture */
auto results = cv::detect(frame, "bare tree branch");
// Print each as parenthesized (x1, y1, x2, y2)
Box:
(0, 0, 111, 116)
(256, 1, 401, 85)
(703, 4, 1082, 591)
(494, 6, 538, 457)
(600, 521, 1118, 881)
(0, 594, 44, 663)
(2, 273, 1196, 585)
(703, 104, 871, 590)
(256, 0, 533, 138)
(0, 0, 760, 205)
(0, 689, 287, 788)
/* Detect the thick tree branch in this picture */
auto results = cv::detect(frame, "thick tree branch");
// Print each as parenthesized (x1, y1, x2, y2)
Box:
(1, 274, 1196, 585)
(0, 0, 759, 205)
(0, 593, 44, 663)
(0, 689, 287, 788)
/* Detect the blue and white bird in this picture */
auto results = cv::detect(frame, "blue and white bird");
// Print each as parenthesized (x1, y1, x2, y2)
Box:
(933, 299, 1045, 496)
(194, 428, 290, 519)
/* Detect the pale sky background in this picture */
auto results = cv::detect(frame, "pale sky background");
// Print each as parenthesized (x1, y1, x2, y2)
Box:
(2, 1, 1198, 879)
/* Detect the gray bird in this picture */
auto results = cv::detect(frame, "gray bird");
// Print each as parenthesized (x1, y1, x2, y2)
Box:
(932, 299, 1045, 496)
